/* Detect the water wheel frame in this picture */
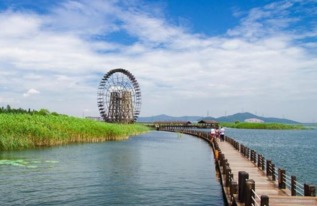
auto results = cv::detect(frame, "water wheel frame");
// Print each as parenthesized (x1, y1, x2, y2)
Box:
(97, 68, 141, 123)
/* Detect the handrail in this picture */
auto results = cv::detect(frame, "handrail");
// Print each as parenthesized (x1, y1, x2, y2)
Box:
(251, 189, 260, 206)
(296, 181, 305, 196)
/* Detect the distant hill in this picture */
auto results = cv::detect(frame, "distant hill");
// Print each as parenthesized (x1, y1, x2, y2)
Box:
(138, 112, 300, 124)
(203, 112, 299, 124)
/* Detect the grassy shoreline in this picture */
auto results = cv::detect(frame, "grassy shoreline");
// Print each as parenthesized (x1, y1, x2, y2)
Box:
(0, 113, 149, 151)
(219, 122, 305, 130)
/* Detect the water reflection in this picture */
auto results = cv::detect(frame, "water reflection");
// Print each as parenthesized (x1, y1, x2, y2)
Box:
(0, 131, 224, 205)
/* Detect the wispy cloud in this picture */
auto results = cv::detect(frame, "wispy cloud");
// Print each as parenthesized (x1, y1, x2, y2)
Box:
(23, 88, 40, 97)
(0, 0, 316, 122)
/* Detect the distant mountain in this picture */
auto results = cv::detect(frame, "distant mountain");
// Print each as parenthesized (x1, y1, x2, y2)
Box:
(137, 112, 300, 124)
(205, 112, 299, 124)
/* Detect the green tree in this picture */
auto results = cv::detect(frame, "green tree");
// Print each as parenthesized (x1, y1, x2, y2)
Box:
(6, 105, 11, 112)
(38, 108, 50, 115)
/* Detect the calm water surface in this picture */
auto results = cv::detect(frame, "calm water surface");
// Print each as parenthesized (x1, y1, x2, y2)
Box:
(0, 131, 224, 205)
(224, 128, 317, 186)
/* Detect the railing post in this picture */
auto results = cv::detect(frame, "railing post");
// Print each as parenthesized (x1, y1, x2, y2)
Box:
(253, 151, 257, 164)
(304, 184, 316, 196)
(238, 171, 249, 203)
(278, 169, 286, 189)
(266, 160, 271, 176)
(260, 195, 269, 206)
(261, 156, 265, 171)
(219, 154, 225, 166)
(226, 168, 231, 187)
(251, 150, 256, 163)
(291, 176, 296, 196)
(231, 181, 238, 196)
(304, 184, 309, 196)
(223, 159, 228, 173)
(229, 173, 234, 187)
(245, 179, 255, 206)
(258, 155, 261, 168)
(272, 164, 276, 181)
(311, 186, 316, 196)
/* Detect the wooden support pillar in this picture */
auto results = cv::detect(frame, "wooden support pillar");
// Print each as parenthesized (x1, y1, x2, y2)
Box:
(219, 153, 223, 166)
(223, 159, 228, 173)
(245, 179, 255, 206)
(238, 171, 249, 203)
(291, 176, 296, 196)
(258, 155, 261, 168)
(278, 169, 286, 189)
(260, 195, 269, 206)
(230, 173, 234, 185)
(304, 184, 316, 196)
(231, 181, 238, 196)
(253, 151, 257, 164)
(266, 160, 272, 176)
(226, 168, 231, 187)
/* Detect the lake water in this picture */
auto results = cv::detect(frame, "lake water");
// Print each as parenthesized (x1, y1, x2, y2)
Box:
(0, 131, 224, 205)
(224, 128, 317, 186)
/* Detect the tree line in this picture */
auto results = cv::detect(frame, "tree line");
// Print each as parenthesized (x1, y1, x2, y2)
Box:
(0, 105, 59, 116)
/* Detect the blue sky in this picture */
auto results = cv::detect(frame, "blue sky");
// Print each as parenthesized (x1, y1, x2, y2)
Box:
(0, 0, 317, 122)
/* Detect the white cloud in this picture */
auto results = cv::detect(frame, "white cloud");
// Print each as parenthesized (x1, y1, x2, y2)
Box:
(23, 89, 40, 97)
(0, 0, 316, 122)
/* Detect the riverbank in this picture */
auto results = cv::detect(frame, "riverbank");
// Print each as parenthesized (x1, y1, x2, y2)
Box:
(219, 122, 305, 130)
(0, 113, 149, 151)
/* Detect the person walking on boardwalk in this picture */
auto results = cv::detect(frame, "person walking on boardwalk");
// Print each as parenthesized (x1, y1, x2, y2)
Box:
(220, 127, 225, 142)
(210, 128, 216, 142)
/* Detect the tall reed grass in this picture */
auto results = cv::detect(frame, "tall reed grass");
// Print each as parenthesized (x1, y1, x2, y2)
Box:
(0, 113, 149, 151)
(220, 122, 305, 130)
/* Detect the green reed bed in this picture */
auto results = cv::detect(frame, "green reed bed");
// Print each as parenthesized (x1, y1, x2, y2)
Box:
(220, 122, 305, 130)
(0, 113, 149, 151)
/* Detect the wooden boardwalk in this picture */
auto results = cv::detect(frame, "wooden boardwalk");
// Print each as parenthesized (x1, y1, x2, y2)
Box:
(161, 128, 316, 206)
(217, 140, 317, 206)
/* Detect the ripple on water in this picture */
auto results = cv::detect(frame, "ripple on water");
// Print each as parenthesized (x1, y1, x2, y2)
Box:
(0, 132, 224, 205)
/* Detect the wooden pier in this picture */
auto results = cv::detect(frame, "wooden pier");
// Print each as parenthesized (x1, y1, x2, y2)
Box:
(163, 128, 316, 206)
(218, 139, 316, 206)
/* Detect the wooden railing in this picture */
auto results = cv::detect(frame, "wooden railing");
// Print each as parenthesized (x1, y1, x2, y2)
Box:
(225, 135, 316, 197)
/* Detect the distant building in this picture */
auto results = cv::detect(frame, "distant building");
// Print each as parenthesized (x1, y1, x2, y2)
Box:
(198, 120, 219, 128)
(244, 118, 264, 123)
